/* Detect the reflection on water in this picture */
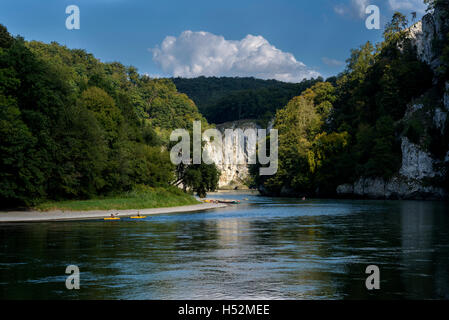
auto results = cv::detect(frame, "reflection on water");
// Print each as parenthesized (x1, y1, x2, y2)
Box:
(0, 193, 448, 300)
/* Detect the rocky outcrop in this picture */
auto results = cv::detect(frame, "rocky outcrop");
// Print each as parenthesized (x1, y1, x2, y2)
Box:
(444, 82, 449, 111)
(399, 137, 441, 179)
(404, 103, 424, 117)
(408, 21, 435, 67)
(336, 8, 449, 201)
(433, 81, 449, 133)
(408, 8, 447, 72)
(337, 137, 447, 200)
(203, 119, 260, 189)
(434, 108, 447, 133)
(337, 176, 447, 200)
(336, 184, 353, 195)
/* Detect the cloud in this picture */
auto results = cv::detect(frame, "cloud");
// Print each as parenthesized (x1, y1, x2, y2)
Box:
(388, 0, 427, 14)
(334, 0, 369, 18)
(352, 0, 370, 18)
(334, 5, 346, 16)
(322, 57, 345, 67)
(150, 31, 320, 82)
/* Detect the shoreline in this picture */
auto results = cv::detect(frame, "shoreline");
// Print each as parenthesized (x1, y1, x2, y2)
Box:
(212, 189, 259, 194)
(0, 203, 227, 223)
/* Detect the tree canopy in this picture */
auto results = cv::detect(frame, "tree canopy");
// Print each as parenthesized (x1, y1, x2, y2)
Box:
(0, 26, 218, 206)
(254, 9, 447, 196)
(172, 76, 321, 125)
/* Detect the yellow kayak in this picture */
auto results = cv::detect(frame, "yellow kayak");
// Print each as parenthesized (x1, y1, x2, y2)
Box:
(130, 216, 146, 219)
(104, 217, 120, 220)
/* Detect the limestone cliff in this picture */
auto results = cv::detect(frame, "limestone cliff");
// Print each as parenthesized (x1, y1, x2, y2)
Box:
(337, 136, 447, 200)
(408, 9, 446, 71)
(337, 6, 449, 200)
(203, 119, 260, 189)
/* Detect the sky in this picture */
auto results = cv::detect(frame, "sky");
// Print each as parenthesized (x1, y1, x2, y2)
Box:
(0, 0, 428, 81)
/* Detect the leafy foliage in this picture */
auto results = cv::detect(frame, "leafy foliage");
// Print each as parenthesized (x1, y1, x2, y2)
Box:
(172, 76, 321, 125)
(256, 82, 350, 195)
(182, 163, 220, 198)
(0, 25, 215, 206)
(254, 10, 441, 196)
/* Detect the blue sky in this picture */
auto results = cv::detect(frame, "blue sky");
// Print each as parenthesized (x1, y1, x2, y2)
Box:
(0, 0, 428, 81)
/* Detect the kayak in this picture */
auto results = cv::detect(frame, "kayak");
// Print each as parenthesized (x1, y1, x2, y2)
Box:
(203, 199, 240, 204)
(218, 200, 240, 204)
(104, 217, 120, 220)
(130, 216, 146, 219)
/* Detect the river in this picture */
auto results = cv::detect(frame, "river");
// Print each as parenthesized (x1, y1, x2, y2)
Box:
(1, 192, 448, 299)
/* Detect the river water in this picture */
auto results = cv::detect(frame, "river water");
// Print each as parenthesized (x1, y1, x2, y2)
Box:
(1, 192, 448, 300)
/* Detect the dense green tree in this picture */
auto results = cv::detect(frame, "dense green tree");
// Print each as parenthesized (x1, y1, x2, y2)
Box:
(259, 82, 340, 195)
(172, 76, 321, 124)
(0, 25, 14, 49)
(78, 87, 124, 144)
(0, 24, 213, 206)
(253, 7, 444, 196)
(181, 163, 220, 198)
(50, 105, 108, 198)
(0, 99, 44, 205)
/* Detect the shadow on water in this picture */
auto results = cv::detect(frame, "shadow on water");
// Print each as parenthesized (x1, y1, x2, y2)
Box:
(0, 194, 448, 299)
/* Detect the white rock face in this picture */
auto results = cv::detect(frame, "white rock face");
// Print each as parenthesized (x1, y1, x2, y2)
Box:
(444, 82, 449, 111)
(408, 10, 445, 71)
(404, 103, 424, 118)
(399, 137, 439, 180)
(336, 8, 449, 201)
(336, 184, 353, 195)
(336, 137, 447, 200)
(337, 176, 447, 200)
(434, 108, 447, 133)
(353, 178, 385, 198)
(203, 120, 260, 188)
(408, 21, 433, 65)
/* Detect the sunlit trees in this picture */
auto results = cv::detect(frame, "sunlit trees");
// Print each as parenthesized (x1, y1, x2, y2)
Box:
(259, 81, 345, 195)
(254, 9, 441, 196)
(181, 163, 220, 198)
(0, 24, 213, 206)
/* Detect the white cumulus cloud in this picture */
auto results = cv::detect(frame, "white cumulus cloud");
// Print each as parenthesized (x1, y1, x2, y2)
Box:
(388, 0, 427, 14)
(150, 31, 320, 82)
(352, 0, 370, 18)
(334, 0, 369, 18)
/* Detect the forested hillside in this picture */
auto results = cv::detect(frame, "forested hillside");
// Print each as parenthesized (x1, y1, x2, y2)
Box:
(253, 2, 449, 198)
(2, 1, 448, 206)
(0, 25, 217, 207)
(172, 76, 321, 125)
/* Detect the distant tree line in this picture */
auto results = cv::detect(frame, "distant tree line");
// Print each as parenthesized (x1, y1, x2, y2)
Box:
(172, 76, 321, 125)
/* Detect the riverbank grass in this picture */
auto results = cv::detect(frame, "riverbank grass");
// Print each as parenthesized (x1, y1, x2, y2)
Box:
(35, 186, 199, 212)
